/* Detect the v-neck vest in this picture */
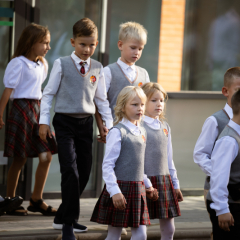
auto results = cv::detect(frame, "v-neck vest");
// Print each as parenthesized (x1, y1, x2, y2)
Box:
(113, 123, 147, 181)
(107, 62, 148, 119)
(54, 56, 101, 115)
(143, 121, 170, 176)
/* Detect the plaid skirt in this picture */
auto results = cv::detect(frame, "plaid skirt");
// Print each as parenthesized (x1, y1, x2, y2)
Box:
(4, 99, 58, 158)
(91, 180, 150, 228)
(147, 175, 181, 219)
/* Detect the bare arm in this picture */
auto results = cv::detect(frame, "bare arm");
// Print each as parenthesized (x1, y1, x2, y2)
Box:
(0, 88, 13, 129)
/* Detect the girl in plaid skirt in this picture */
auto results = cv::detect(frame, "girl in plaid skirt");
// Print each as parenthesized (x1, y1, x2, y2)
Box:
(141, 82, 183, 240)
(91, 86, 157, 240)
(0, 24, 57, 216)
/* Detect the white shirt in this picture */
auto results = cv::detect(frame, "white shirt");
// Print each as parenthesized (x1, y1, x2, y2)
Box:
(104, 58, 150, 92)
(210, 120, 240, 216)
(143, 116, 180, 189)
(3, 56, 48, 100)
(102, 118, 152, 197)
(193, 103, 232, 176)
(39, 52, 113, 129)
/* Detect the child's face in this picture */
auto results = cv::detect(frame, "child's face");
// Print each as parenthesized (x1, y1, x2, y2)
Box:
(123, 95, 145, 125)
(71, 32, 98, 60)
(145, 90, 165, 119)
(32, 33, 51, 57)
(222, 77, 240, 107)
(118, 39, 145, 66)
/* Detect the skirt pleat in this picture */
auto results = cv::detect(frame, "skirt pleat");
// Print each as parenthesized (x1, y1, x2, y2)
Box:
(147, 175, 181, 219)
(91, 180, 150, 228)
(4, 99, 57, 158)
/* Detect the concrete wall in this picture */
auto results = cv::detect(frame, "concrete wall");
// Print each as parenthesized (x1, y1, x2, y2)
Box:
(166, 97, 226, 189)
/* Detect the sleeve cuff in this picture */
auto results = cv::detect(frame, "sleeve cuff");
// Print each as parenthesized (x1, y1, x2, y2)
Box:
(215, 207, 230, 216)
(39, 115, 50, 126)
(105, 120, 113, 129)
(144, 178, 152, 189)
(109, 185, 122, 198)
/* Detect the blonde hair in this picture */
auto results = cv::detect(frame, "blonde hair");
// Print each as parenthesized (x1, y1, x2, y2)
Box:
(119, 21, 147, 44)
(114, 86, 146, 125)
(142, 82, 168, 121)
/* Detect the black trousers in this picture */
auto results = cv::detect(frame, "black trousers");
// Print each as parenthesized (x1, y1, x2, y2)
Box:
(53, 113, 93, 225)
(207, 200, 240, 240)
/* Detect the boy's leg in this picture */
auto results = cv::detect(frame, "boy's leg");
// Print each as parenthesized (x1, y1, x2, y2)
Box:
(131, 225, 147, 240)
(159, 218, 175, 240)
(204, 189, 213, 240)
(74, 116, 93, 196)
(207, 200, 232, 240)
(228, 203, 240, 239)
(53, 114, 80, 225)
(106, 225, 122, 240)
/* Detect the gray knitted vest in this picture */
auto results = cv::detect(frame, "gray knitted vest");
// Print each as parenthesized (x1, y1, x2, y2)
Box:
(143, 121, 170, 176)
(207, 124, 240, 203)
(114, 123, 147, 181)
(107, 63, 148, 119)
(54, 56, 101, 115)
(204, 109, 230, 190)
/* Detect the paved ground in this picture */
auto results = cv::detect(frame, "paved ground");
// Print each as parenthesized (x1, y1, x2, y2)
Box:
(0, 196, 211, 240)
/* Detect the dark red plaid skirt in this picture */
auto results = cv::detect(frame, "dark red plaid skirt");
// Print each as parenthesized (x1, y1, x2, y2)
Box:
(4, 99, 57, 158)
(91, 180, 150, 228)
(147, 175, 181, 219)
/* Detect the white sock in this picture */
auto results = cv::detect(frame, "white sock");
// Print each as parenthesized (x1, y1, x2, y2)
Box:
(131, 225, 147, 240)
(105, 225, 122, 240)
(159, 218, 175, 240)
(0, 196, 4, 202)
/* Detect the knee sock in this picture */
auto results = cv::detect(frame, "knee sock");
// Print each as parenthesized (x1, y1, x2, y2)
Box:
(159, 218, 175, 240)
(105, 225, 122, 240)
(131, 225, 147, 240)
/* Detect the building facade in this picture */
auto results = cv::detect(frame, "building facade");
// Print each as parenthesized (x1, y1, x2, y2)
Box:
(0, 0, 236, 198)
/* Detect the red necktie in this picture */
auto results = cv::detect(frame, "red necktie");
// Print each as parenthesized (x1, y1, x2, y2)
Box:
(80, 61, 86, 74)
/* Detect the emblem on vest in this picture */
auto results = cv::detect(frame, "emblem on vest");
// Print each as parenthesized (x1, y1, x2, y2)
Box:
(142, 135, 146, 142)
(138, 82, 143, 87)
(90, 75, 96, 85)
(163, 128, 168, 137)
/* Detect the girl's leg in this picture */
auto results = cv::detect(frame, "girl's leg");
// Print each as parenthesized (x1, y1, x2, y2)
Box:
(131, 225, 147, 240)
(106, 225, 122, 240)
(6, 157, 27, 197)
(30, 151, 56, 211)
(159, 218, 175, 240)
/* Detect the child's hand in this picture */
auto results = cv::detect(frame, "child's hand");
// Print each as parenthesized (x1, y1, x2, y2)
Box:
(175, 189, 184, 202)
(39, 124, 52, 143)
(0, 117, 5, 130)
(152, 188, 159, 201)
(218, 213, 234, 231)
(146, 186, 154, 199)
(112, 193, 127, 210)
(97, 125, 109, 143)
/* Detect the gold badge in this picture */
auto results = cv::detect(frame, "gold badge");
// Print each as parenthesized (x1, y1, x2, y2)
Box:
(90, 75, 96, 85)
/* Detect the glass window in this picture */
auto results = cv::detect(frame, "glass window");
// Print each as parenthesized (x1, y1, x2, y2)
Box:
(31, 0, 102, 192)
(109, 0, 162, 82)
(182, 0, 240, 91)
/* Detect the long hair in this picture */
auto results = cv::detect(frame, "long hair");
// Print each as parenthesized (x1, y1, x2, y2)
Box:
(114, 86, 146, 125)
(12, 23, 50, 64)
(141, 82, 168, 122)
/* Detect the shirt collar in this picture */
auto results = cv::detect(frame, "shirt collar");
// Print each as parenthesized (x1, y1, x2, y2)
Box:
(228, 119, 240, 135)
(224, 103, 233, 119)
(71, 51, 90, 65)
(18, 56, 43, 69)
(117, 57, 135, 71)
(143, 115, 160, 124)
(120, 118, 140, 132)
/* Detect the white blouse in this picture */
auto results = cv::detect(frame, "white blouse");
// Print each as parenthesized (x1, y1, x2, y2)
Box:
(3, 56, 48, 100)
(102, 118, 152, 198)
(143, 116, 180, 189)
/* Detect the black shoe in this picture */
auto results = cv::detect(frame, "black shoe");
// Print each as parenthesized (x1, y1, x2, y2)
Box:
(62, 224, 76, 240)
(0, 196, 23, 216)
(53, 217, 88, 233)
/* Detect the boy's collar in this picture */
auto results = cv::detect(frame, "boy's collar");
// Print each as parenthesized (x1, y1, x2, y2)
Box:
(117, 57, 135, 70)
(71, 51, 90, 65)
(224, 103, 233, 119)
